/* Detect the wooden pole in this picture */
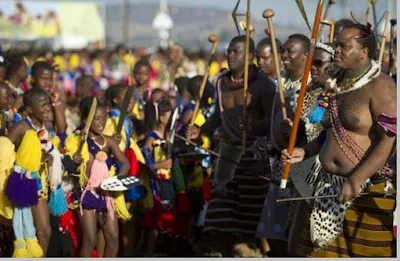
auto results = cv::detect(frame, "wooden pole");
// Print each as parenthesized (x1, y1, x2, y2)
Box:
(189, 34, 219, 126)
(262, 9, 287, 119)
(280, 0, 324, 189)
(378, 11, 390, 64)
(242, 0, 251, 154)
(320, 19, 335, 43)
(322, 0, 336, 20)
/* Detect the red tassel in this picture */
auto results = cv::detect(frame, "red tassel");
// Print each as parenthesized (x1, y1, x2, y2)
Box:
(91, 250, 98, 258)
(175, 193, 190, 214)
(126, 148, 140, 176)
(203, 177, 211, 203)
(158, 210, 175, 233)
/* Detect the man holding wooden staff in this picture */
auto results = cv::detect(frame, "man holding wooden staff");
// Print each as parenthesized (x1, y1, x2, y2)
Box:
(187, 35, 276, 257)
(282, 23, 397, 257)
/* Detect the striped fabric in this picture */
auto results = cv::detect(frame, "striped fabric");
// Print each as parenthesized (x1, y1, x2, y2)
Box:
(203, 148, 270, 235)
(297, 182, 396, 257)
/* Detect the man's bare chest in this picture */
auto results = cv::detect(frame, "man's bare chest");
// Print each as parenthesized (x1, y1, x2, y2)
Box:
(221, 89, 253, 110)
(334, 89, 372, 132)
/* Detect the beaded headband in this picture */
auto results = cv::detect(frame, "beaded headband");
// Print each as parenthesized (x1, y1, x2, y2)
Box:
(316, 42, 335, 59)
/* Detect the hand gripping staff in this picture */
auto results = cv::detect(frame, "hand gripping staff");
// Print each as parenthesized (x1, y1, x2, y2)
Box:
(280, 0, 324, 189)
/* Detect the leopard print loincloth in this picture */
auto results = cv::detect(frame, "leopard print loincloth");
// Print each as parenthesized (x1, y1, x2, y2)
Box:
(309, 171, 373, 250)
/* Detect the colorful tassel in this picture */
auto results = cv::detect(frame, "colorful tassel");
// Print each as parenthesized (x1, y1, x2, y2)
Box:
(126, 148, 140, 177)
(48, 185, 68, 217)
(26, 238, 43, 258)
(15, 130, 42, 172)
(21, 207, 43, 257)
(114, 192, 132, 221)
(12, 239, 30, 258)
(0, 137, 16, 219)
(172, 159, 185, 192)
(80, 151, 115, 220)
(5, 169, 38, 207)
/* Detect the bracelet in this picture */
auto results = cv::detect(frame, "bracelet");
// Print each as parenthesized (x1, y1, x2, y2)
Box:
(52, 101, 62, 107)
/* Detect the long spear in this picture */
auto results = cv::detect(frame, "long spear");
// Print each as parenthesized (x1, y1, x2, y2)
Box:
(280, 0, 325, 189)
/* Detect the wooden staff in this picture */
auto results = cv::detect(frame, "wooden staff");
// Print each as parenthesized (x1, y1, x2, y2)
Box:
(378, 11, 390, 64)
(371, 0, 378, 35)
(242, 0, 251, 154)
(280, 0, 324, 190)
(320, 19, 335, 42)
(189, 34, 219, 126)
(389, 19, 397, 77)
(277, 191, 397, 203)
(262, 9, 287, 120)
(322, 0, 336, 20)
(366, 0, 371, 24)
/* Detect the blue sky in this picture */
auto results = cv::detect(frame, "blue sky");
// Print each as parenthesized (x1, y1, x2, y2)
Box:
(1, 0, 397, 26)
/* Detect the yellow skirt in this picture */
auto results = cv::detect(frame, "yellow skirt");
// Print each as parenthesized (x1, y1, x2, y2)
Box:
(297, 182, 396, 257)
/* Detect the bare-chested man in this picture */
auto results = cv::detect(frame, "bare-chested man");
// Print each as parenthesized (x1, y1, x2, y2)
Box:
(188, 35, 276, 257)
(283, 23, 396, 257)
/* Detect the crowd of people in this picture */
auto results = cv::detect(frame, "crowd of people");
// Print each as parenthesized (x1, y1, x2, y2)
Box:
(0, 12, 397, 259)
(0, 1, 61, 41)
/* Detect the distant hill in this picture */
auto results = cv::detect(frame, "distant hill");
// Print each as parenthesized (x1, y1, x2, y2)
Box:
(104, 3, 306, 49)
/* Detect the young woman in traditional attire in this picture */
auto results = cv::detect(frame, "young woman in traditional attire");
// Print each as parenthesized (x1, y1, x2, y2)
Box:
(4, 88, 64, 257)
(140, 98, 174, 256)
(102, 84, 146, 256)
(131, 60, 154, 120)
(0, 81, 17, 257)
(63, 97, 130, 257)
(3, 51, 28, 110)
(30, 61, 67, 147)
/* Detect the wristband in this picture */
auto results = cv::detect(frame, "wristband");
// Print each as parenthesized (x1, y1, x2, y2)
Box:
(52, 101, 62, 107)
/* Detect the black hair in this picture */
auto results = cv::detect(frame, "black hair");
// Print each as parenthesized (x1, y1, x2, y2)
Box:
(79, 96, 107, 122)
(257, 37, 282, 51)
(133, 59, 151, 74)
(186, 75, 214, 101)
(345, 23, 377, 59)
(230, 35, 256, 54)
(150, 88, 164, 101)
(23, 87, 49, 108)
(3, 50, 25, 78)
(143, 98, 172, 132)
(132, 117, 146, 138)
(76, 74, 96, 92)
(31, 60, 53, 78)
(335, 19, 355, 32)
(174, 76, 189, 97)
(288, 34, 310, 52)
(105, 84, 127, 107)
